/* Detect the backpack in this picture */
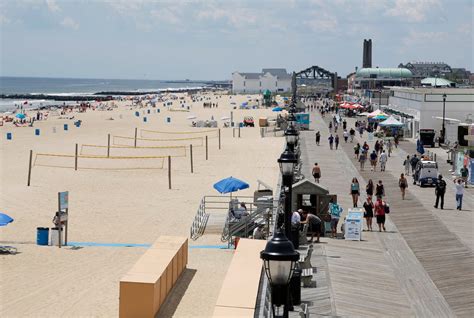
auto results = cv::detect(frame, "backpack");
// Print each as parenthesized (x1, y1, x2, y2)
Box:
(437, 180, 446, 192)
(384, 203, 390, 214)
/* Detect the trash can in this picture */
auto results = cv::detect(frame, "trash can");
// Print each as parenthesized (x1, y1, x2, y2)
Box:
(36, 227, 49, 246)
(63, 124, 68, 131)
(50, 227, 60, 246)
(290, 268, 302, 306)
(35, 129, 40, 136)
(135, 111, 139, 117)
(6, 132, 12, 140)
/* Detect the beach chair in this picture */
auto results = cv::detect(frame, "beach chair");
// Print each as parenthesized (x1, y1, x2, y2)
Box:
(0, 246, 17, 254)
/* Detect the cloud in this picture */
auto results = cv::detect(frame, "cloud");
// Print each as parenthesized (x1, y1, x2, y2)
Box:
(197, 5, 258, 29)
(0, 14, 11, 25)
(304, 12, 338, 32)
(385, 0, 441, 22)
(60, 17, 79, 30)
(402, 30, 447, 45)
(151, 8, 180, 25)
(46, 0, 60, 13)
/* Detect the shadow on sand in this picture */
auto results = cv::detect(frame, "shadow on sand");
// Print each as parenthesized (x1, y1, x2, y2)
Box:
(155, 268, 197, 318)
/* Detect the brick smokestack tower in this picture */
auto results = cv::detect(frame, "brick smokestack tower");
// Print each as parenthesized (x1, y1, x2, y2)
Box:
(363, 39, 372, 68)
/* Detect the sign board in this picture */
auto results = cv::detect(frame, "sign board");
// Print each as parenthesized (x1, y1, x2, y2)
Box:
(345, 209, 364, 241)
(59, 191, 69, 210)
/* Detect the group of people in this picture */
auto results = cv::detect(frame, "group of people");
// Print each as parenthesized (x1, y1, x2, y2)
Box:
(354, 141, 389, 172)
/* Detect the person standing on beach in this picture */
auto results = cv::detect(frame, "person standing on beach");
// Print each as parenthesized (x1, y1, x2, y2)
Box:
(454, 179, 464, 210)
(399, 173, 408, 200)
(315, 131, 321, 146)
(434, 175, 446, 209)
(363, 196, 374, 231)
(335, 135, 340, 150)
(374, 197, 386, 232)
(328, 134, 334, 150)
(379, 150, 388, 172)
(375, 180, 385, 199)
(312, 163, 321, 183)
(403, 155, 411, 176)
(350, 178, 360, 207)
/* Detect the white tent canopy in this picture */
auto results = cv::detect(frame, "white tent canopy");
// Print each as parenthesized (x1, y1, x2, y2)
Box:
(379, 116, 404, 127)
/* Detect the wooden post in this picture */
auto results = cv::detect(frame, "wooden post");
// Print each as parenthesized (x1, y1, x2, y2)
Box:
(205, 135, 208, 160)
(168, 156, 172, 189)
(238, 126, 241, 138)
(218, 128, 221, 150)
(107, 134, 111, 158)
(134, 127, 138, 148)
(190, 144, 194, 173)
(233, 128, 235, 138)
(57, 193, 62, 248)
(27, 150, 33, 186)
(75, 143, 78, 171)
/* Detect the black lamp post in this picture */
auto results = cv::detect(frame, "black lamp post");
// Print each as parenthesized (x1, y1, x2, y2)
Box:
(441, 93, 447, 144)
(285, 123, 299, 152)
(261, 229, 300, 318)
(278, 147, 297, 240)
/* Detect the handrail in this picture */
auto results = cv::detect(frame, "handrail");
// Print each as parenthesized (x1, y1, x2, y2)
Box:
(190, 197, 208, 240)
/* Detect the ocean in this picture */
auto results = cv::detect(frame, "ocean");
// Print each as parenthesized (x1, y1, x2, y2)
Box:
(0, 76, 209, 111)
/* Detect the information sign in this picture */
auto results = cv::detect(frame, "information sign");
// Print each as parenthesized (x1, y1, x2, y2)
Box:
(345, 209, 364, 241)
(59, 191, 69, 210)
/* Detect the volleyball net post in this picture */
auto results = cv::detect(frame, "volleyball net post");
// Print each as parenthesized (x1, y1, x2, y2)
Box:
(190, 144, 194, 173)
(27, 149, 33, 187)
(75, 144, 78, 171)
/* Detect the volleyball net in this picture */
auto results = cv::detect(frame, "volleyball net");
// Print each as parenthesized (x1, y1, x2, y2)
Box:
(80, 144, 187, 158)
(140, 128, 219, 139)
(33, 153, 166, 170)
(113, 135, 204, 147)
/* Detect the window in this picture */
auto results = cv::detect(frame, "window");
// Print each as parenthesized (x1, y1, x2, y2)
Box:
(243, 81, 246, 87)
(259, 81, 261, 87)
(275, 81, 278, 87)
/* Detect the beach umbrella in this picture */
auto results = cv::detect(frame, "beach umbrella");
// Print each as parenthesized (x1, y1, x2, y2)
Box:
(213, 176, 249, 195)
(15, 113, 26, 119)
(272, 107, 283, 112)
(0, 213, 13, 227)
(417, 139, 425, 155)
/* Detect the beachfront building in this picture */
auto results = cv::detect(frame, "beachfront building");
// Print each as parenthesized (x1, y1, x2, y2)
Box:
(398, 61, 472, 85)
(354, 67, 413, 89)
(232, 68, 291, 93)
(385, 87, 474, 143)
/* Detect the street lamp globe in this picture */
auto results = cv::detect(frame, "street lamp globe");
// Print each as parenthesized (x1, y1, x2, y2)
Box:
(278, 146, 297, 176)
(285, 124, 299, 146)
(260, 229, 300, 304)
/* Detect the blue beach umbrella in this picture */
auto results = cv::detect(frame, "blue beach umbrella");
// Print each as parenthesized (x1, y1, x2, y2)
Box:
(0, 213, 13, 226)
(213, 177, 249, 195)
(15, 113, 26, 119)
(417, 139, 425, 155)
(272, 107, 283, 112)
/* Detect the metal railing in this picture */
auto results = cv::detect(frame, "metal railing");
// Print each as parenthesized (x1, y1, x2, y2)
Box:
(190, 197, 208, 240)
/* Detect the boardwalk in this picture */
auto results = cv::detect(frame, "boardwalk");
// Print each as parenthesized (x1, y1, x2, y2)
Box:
(291, 108, 473, 317)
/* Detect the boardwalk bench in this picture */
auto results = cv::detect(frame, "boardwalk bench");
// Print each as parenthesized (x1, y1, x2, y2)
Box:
(213, 238, 267, 317)
(299, 245, 313, 269)
(299, 224, 309, 245)
(301, 268, 314, 288)
(119, 236, 188, 318)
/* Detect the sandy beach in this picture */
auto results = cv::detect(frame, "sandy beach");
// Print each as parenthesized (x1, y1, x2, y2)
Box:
(0, 93, 283, 317)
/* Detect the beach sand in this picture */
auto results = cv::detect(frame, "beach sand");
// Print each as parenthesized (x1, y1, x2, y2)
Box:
(0, 93, 283, 317)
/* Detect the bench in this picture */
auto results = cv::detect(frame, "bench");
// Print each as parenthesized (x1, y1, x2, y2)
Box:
(299, 303, 309, 318)
(299, 245, 313, 270)
(299, 224, 309, 245)
(213, 238, 267, 317)
(119, 236, 188, 318)
(301, 268, 314, 288)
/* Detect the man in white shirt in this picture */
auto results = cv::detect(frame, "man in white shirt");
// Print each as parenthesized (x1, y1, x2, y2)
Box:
(379, 150, 388, 172)
(290, 209, 302, 248)
(454, 179, 464, 210)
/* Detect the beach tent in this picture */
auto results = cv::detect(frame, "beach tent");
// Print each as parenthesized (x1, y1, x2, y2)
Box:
(0, 213, 13, 227)
(379, 116, 404, 127)
(367, 109, 384, 117)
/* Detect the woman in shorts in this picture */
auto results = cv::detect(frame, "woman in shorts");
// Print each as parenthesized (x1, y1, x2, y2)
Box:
(366, 179, 374, 199)
(350, 177, 360, 208)
(399, 173, 408, 200)
(374, 197, 386, 232)
(329, 199, 343, 238)
(363, 196, 374, 231)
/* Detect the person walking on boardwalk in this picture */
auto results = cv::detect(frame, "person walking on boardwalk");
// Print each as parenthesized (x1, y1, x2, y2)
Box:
(460, 165, 469, 188)
(315, 131, 321, 146)
(375, 180, 385, 199)
(403, 155, 411, 176)
(454, 178, 464, 210)
(350, 177, 360, 207)
(329, 199, 343, 238)
(328, 134, 334, 150)
(329, 121, 333, 133)
(349, 128, 355, 142)
(362, 141, 369, 152)
(410, 154, 419, 174)
(374, 197, 387, 232)
(379, 150, 388, 172)
(359, 150, 367, 170)
(354, 143, 361, 159)
(343, 130, 349, 143)
(366, 179, 374, 199)
(434, 175, 447, 209)
(370, 150, 378, 171)
(387, 139, 393, 157)
(399, 173, 408, 200)
(335, 135, 340, 150)
(312, 162, 321, 183)
(363, 196, 374, 231)
(374, 140, 380, 154)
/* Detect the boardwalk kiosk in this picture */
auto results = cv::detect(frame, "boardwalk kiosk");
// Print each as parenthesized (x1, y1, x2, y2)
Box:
(290, 179, 337, 235)
(344, 208, 364, 241)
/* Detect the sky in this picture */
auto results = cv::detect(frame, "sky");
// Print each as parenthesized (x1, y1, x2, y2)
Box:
(0, 0, 472, 80)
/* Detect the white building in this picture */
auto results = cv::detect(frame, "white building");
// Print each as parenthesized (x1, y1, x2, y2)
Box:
(386, 87, 474, 143)
(232, 68, 292, 93)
